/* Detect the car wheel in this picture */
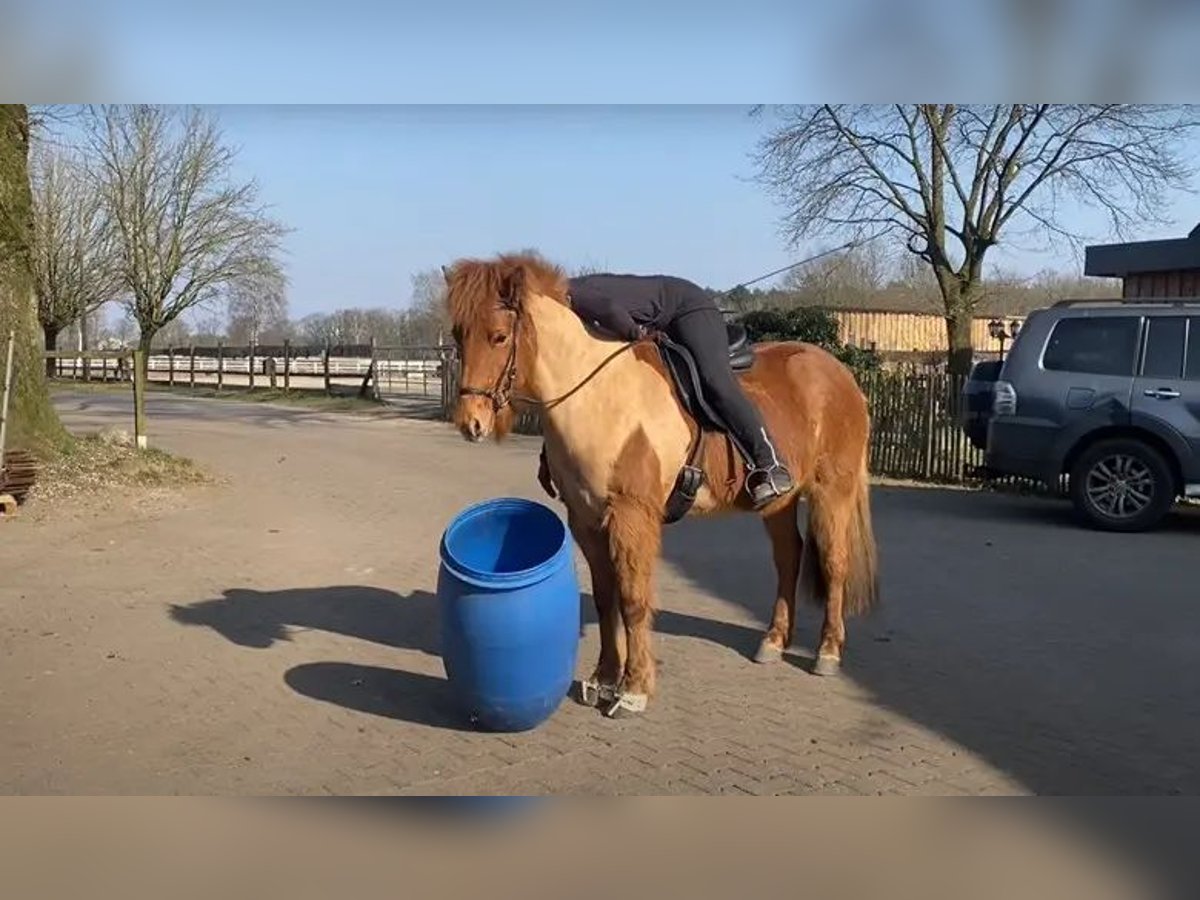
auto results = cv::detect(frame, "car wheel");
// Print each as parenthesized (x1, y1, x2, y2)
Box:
(1068, 438, 1175, 532)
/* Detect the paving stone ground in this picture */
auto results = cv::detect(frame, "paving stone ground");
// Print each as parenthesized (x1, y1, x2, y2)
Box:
(3, 391, 1198, 796)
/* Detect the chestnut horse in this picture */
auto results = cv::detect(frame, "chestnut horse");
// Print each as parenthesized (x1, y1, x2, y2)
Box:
(443, 251, 878, 718)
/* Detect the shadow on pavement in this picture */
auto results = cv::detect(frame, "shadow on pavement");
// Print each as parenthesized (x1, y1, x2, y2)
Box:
(170, 586, 442, 654)
(660, 483, 1200, 894)
(171, 585, 458, 729)
(172, 584, 601, 731)
(662, 484, 1200, 797)
(283, 662, 469, 731)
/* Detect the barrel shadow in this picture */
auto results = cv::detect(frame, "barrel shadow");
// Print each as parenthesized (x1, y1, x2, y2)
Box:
(283, 662, 471, 731)
(172, 584, 601, 730)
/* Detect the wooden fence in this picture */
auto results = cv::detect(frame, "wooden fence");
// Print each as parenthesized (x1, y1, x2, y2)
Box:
(49, 341, 452, 406)
(858, 371, 978, 482)
(49, 341, 378, 396)
(831, 310, 1018, 355)
(439, 355, 1050, 489)
(44, 349, 148, 448)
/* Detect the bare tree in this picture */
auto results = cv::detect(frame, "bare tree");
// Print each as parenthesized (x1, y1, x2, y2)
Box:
(58, 306, 107, 351)
(295, 313, 333, 347)
(408, 267, 450, 345)
(782, 242, 890, 308)
(225, 259, 289, 345)
(752, 104, 1200, 372)
(87, 104, 288, 374)
(154, 316, 192, 348)
(29, 139, 123, 372)
(189, 305, 228, 347)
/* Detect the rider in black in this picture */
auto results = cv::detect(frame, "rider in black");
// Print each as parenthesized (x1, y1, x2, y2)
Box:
(556, 272, 796, 509)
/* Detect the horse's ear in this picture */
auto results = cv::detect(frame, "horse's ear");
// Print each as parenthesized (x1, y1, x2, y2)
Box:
(501, 265, 526, 310)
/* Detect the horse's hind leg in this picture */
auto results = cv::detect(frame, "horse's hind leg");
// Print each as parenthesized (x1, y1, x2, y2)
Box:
(806, 489, 851, 677)
(754, 496, 803, 664)
(570, 514, 625, 707)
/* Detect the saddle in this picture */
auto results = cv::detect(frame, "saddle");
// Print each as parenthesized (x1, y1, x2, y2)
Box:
(655, 322, 756, 523)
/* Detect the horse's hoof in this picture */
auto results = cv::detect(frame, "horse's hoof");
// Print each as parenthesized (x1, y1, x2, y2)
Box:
(601, 691, 648, 719)
(575, 678, 620, 708)
(574, 681, 596, 707)
(754, 640, 784, 664)
(812, 654, 842, 676)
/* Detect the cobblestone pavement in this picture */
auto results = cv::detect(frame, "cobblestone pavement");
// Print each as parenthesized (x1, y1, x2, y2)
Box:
(2, 391, 1198, 796)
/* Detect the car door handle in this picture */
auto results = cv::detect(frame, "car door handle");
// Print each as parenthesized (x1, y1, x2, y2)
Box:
(1144, 387, 1181, 400)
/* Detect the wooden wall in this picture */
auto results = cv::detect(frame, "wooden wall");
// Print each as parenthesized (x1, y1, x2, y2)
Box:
(832, 310, 1015, 354)
(1122, 269, 1200, 299)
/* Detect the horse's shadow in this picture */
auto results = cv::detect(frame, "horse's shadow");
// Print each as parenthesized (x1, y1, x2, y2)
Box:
(168, 585, 444, 654)
(169, 585, 465, 728)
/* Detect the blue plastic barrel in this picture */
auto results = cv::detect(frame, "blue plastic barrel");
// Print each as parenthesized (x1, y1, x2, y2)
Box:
(437, 497, 580, 732)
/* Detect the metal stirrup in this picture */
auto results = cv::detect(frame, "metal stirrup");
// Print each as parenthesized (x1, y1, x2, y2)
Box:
(748, 465, 789, 496)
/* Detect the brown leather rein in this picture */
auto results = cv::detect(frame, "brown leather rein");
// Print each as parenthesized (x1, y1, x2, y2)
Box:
(456, 304, 639, 413)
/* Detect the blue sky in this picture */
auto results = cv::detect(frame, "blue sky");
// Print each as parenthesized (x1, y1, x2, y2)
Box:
(15, 2, 1200, 319)
(214, 105, 810, 316)
(208, 105, 1200, 318)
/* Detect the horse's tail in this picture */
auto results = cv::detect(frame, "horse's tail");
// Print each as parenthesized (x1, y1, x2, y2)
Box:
(844, 448, 880, 616)
(800, 442, 879, 617)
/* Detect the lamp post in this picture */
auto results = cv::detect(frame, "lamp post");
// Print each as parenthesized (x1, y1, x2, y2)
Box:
(988, 318, 1021, 362)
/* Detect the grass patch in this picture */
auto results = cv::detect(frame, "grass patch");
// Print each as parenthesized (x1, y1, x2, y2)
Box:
(193, 386, 384, 413)
(29, 429, 212, 506)
(49, 380, 386, 414)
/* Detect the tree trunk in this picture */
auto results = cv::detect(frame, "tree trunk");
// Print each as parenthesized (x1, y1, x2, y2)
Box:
(944, 312, 975, 377)
(0, 104, 65, 453)
(43, 323, 59, 377)
(933, 266, 981, 377)
(137, 333, 154, 384)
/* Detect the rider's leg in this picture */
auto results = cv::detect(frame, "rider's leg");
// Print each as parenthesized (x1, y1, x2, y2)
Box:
(666, 305, 795, 507)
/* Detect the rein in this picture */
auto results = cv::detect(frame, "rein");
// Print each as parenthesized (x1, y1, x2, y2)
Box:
(457, 306, 640, 414)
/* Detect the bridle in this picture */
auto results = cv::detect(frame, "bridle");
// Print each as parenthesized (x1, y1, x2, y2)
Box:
(456, 303, 523, 413)
(456, 296, 639, 413)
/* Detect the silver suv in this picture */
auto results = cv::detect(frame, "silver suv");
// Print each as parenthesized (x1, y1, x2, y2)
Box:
(981, 298, 1200, 532)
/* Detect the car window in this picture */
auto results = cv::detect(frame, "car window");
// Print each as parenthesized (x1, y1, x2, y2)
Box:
(1141, 316, 1186, 379)
(1043, 316, 1140, 376)
(1186, 318, 1200, 381)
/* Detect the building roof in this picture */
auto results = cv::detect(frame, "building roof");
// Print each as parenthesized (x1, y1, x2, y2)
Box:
(1084, 223, 1200, 277)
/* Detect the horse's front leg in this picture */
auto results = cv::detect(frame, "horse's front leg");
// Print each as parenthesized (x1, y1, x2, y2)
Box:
(569, 511, 626, 707)
(601, 496, 662, 717)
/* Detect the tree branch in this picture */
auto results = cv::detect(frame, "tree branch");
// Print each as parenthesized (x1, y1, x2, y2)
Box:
(89, 105, 289, 348)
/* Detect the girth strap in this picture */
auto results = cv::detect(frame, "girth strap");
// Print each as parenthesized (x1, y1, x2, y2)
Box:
(663, 425, 708, 525)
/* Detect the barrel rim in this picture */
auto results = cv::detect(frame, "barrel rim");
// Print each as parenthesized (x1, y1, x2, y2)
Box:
(439, 496, 573, 589)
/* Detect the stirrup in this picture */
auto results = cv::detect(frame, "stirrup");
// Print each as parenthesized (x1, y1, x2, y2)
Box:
(747, 465, 794, 506)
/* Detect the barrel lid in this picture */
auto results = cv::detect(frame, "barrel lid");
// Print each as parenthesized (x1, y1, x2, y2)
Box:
(439, 497, 573, 589)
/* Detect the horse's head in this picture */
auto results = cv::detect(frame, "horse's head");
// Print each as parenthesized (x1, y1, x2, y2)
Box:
(442, 251, 568, 442)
